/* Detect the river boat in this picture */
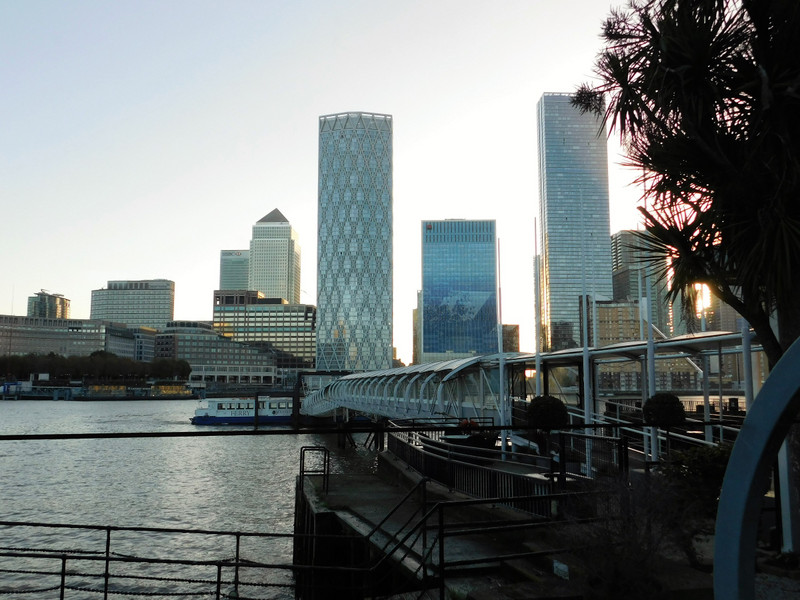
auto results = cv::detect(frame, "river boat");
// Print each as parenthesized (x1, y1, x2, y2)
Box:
(190, 397, 295, 425)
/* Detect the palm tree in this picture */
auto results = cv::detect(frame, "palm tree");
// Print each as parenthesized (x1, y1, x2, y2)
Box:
(574, 0, 800, 368)
(573, 0, 800, 552)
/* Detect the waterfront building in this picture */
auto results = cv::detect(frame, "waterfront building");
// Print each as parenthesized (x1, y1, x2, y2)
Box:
(611, 230, 671, 337)
(219, 250, 250, 290)
(536, 92, 613, 351)
(248, 209, 301, 304)
(316, 111, 393, 371)
(0, 314, 139, 359)
(155, 320, 277, 385)
(420, 219, 498, 363)
(212, 290, 316, 374)
(27, 290, 70, 319)
(90, 280, 175, 330)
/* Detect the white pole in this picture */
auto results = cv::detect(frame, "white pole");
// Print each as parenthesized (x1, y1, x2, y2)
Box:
(741, 320, 754, 411)
(645, 269, 658, 462)
(533, 220, 543, 396)
(496, 239, 508, 458)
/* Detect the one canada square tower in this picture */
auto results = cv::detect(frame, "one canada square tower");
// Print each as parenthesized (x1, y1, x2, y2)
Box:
(316, 112, 393, 371)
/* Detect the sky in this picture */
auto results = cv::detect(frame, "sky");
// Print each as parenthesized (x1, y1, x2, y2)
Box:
(1, 0, 644, 365)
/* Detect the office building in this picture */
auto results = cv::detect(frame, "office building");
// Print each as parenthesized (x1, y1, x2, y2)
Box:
(219, 250, 250, 290)
(248, 209, 301, 304)
(156, 320, 277, 385)
(90, 280, 175, 330)
(27, 290, 70, 319)
(316, 111, 393, 371)
(420, 220, 498, 363)
(0, 314, 138, 359)
(611, 230, 671, 336)
(212, 290, 316, 373)
(502, 324, 520, 353)
(536, 93, 613, 351)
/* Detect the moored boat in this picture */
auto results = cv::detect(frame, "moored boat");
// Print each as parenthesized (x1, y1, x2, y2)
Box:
(190, 397, 294, 425)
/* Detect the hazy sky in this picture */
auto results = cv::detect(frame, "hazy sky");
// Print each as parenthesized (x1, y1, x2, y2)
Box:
(2, 0, 643, 365)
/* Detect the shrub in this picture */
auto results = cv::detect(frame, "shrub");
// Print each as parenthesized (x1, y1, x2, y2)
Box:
(528, 395, 569, 431)
(643, 393, 686, 428)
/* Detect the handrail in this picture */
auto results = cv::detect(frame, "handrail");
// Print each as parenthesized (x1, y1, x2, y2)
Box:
(366, 477, 428, 539)
(0, 520, 295, 599)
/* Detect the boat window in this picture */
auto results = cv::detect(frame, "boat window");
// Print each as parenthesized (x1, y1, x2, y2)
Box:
(269, 402, 278, 409)
(247, 403, 253, 409)
(278, 402, 287, 409)
(258, 401, 265, 409)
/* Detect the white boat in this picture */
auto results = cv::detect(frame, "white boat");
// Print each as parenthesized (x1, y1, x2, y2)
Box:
(190, 397, 295, 425)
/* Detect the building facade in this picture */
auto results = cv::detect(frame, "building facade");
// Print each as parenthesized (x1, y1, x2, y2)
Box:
(155, 320, 277, 385)
(90, 280, 175, 330)
(420, 220, 498, 363)
(212, 290, 316, 374)
(536, 93, 613, 351)
(248, 209, 301, 304)
(316, 111, 393, 371)
(219, 250, 250, 290)
(611, 230, 672, 337)
(0, 314, 139, 359)
(27, 291, 70, 319)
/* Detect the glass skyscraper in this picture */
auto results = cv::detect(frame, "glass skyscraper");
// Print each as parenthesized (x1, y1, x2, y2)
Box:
(536, 93, 613, 351)
(316, 112, 393, 371)
(420, 220, 498, 363)
(219, 250, 249, 290)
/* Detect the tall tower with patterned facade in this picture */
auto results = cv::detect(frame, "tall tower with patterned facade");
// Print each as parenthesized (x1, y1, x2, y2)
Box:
(316, 112, 393, 371)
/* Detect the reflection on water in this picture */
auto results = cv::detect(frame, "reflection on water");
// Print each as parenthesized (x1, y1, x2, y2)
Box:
(0, 400, 378, 597)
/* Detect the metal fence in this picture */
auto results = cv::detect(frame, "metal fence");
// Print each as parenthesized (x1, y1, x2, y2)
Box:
(0, 520, 295, 599)
(385, 420, 626, 520)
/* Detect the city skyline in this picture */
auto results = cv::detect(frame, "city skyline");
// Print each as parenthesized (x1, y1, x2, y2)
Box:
(1, 1, 643, 365)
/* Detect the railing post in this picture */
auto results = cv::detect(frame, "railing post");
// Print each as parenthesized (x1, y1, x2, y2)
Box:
(216, 564, 222, 600)
(233, 532, 241, 596)
(60, 555, 67, 600)
(558, 432, 566, 490)
(438, 505, 445, 600)
(421, 479, 428, 584)
(104, 526, 111, 600)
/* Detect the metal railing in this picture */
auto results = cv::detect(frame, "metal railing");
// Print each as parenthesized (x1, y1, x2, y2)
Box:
(0, 520, 296, 599)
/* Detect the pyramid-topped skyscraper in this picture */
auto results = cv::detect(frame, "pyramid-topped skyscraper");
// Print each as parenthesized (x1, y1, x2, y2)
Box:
(248, 208, 301, 303)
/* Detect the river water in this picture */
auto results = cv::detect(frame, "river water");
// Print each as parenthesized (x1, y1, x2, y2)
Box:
(0, 399, 378, 598)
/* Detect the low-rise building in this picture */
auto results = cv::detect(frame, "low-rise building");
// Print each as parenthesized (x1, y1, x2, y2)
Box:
(0, 314, 139, 359)
(156, 320, 277, 385)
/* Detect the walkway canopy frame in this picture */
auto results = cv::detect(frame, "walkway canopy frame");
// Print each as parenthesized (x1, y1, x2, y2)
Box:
(302, 331, 759, 422)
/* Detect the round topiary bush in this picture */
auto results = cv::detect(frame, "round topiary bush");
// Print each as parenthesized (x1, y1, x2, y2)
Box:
(643, 393, 686, 428)
(528, 395, 569, 431)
